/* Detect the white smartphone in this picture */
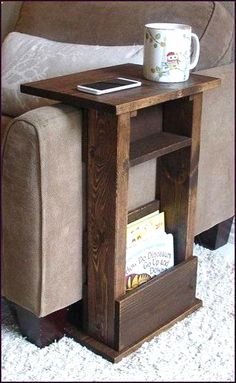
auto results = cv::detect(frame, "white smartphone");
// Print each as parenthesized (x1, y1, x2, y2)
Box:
(77, 77, 142, 95)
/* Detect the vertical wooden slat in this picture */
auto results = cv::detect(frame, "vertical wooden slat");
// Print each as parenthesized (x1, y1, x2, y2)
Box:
(82, 109, 89, 331)
(86, 109, 130, 347)
(82, 109, 88, 163)
(160, 94, 202, 262)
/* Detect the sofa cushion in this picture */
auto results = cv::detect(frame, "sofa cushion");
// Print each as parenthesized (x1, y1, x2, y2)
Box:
(195, 63, 235, 234)
(2, 104, 83, 317)
(1, 115, 13, 130)
(2, 32, 143, 117)
(1, 115, 13, 147)
(15, 1, 233, 70)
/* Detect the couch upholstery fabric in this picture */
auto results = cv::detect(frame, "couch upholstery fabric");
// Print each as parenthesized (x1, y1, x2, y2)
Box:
(2, 105, 83, 316)
(2, 32, 143, 117)
(15, 1, 233, 70)
(1, 115, 13, 146)
(195, 63, 235, 234)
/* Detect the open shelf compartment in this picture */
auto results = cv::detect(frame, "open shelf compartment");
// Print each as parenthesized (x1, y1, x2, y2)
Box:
(129, 132, 192, 167)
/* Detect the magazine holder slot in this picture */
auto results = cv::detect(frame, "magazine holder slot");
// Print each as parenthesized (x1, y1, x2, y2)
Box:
(115, 256, 199, 351)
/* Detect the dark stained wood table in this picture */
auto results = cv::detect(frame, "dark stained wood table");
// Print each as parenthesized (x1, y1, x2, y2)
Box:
(21, 64, 220, 362)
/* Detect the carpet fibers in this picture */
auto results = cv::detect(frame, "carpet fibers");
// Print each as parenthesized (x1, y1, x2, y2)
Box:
(1, 243, 235, 382)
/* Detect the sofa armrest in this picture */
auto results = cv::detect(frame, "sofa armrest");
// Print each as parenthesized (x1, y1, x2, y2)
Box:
(2, 104, 83, 317)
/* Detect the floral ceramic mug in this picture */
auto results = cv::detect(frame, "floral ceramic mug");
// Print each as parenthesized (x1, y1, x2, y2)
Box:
(143, 23, 200, 82)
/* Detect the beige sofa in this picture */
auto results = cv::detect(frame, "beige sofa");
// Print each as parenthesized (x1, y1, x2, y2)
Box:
(2, 1, 234, 346)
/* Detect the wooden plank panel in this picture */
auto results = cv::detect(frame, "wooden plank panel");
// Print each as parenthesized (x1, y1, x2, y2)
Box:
(21, 64, 220, 115)
(130, 132, 192, 166)
(128, 200, 160, 224)
(160, 94, 202, 263)
(86, 109, 130, 347)
(65, 298, 202, 363)
(115, 256, 198, 351)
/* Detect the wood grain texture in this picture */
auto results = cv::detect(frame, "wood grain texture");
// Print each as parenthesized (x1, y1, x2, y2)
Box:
(81, 109, 88, 163)
(160, 94, 202, 263)
(86, 109, 130, 347)
(128, 200, 160, 224)
(115, 256, 198, 351)
(65, 298, 202, 363)
(21, 64, 220, 115)
(130, 131, 192, 166)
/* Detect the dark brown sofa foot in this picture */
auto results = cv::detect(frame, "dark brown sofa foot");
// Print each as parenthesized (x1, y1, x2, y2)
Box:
(195, 216, 234, 250)
(8, 301, 68, 347)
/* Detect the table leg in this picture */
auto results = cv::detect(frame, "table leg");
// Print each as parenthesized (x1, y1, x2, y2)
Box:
(85, 109, 131, 348)
(160, 93, 203, 263)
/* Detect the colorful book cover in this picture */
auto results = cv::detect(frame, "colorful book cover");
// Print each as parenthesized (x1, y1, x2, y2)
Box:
(126, 231, 174, 291)
(127, 210, 165, 250)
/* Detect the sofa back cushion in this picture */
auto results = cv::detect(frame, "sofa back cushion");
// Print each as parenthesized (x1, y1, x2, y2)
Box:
(2, 32, 143, 117)
(15, 1, 233, 70)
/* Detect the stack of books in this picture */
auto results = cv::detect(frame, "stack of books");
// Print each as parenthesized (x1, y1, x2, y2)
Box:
(126, 210, 174, 291)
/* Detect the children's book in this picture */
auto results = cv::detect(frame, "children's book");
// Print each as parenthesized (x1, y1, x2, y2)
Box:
(126, 210, 174, 291)
(127, 210, 165, 250)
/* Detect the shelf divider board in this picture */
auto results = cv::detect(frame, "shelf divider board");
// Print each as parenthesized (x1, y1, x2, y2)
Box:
(129, 132, 192, 167)
(128, 200, 160, 224)
(160, 94, 202, 264)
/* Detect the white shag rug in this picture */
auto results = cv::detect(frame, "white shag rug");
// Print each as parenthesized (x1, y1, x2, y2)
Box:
(1, 242, 235, 382)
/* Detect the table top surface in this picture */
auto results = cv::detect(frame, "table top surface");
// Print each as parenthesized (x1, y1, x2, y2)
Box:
(21, 64, 220, 115)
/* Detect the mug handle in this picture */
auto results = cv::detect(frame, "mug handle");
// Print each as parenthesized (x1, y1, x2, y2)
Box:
(189, 33, 200, 70)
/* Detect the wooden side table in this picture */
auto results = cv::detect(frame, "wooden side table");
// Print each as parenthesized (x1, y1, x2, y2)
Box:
(21, 64, 220, 362)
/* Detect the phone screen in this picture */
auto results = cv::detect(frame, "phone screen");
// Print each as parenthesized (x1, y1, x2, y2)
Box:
(80, 78, 136, 91)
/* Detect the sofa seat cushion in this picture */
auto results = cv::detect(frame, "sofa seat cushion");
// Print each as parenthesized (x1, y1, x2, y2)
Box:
(2, 104, 83, 317)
